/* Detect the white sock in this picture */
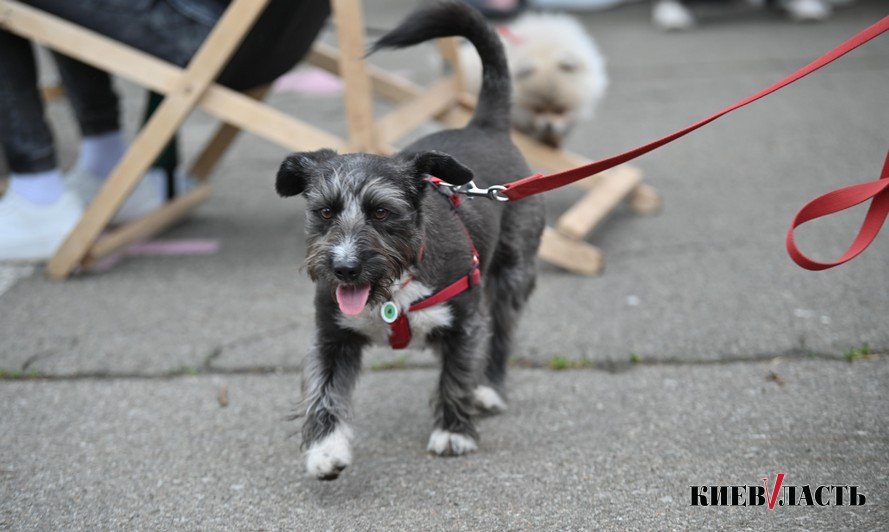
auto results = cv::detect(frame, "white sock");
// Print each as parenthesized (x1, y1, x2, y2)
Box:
(77, 130, 167, 203)
(9, 169, 66, 206)
(77, 130, 127, 181)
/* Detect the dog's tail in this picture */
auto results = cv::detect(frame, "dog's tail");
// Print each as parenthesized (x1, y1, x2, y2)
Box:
(369, 1, 510, 132)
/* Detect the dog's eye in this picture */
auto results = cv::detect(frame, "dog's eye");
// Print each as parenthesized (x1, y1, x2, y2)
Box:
(371, 207, 390, 221)
(515, 65, 534, 80)
(558, 60, 578, 73)
(318, 207, 334, 220)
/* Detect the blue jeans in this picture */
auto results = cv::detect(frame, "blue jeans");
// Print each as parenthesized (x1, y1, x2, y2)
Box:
(0, 0, 226, 173)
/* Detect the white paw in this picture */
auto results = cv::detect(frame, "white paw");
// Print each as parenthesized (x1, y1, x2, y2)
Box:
(305, 425, 352, 480)
(473, 385, 507, 414)
(652, 0, 695, 31)
(427, 429, 478, 456)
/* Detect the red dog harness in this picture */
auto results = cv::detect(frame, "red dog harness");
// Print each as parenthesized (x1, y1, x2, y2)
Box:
(453, 15, 889, 271)
(386, 178, 481, 349)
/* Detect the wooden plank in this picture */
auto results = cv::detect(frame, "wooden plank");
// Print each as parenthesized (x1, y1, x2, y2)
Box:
(83, 185, 211, 268)
(188, 84, 271, 181)
(437, 38, 465, 93)
(376, 78, 457, 145)
(43, 0, 270, 278)
(331, 0, 376, 151)
(200, 88, 346, 152)
(307, 42, 419, 103)
(629, 183, 662, 214)
(511, 131, 594, 175)
(537, 227, 603, 276)
(189, 123, 240, 181)
(556, 169, 643, 240)
(574, 166, 641, 192)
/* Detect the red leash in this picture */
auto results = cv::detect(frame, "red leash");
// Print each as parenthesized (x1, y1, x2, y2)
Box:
(487, 15, 889, 270)
(787, 152, 889, 270)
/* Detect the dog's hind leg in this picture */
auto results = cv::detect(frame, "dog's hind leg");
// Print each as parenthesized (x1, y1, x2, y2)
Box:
(428, 319, 482, 456)
(299, 335, 364, 480)
(478, 198, 545, 414)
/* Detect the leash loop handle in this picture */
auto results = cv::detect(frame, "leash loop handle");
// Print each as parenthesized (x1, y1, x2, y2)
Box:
(786, 151, 889, 271)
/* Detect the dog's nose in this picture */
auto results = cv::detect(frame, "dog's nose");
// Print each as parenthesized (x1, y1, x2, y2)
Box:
(333, 260, 362, 281)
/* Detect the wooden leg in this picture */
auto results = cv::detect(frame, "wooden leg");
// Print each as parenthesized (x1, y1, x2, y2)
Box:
(375, 78, 457, 146)
(629, 183, 662, 215)
(81, 185, 211, 269)
(44, 0, 270, 278)
(307, 42, 418, 102)
(537, 227, 604, 276)
(188, 84, 271, 181)
(437, 37, 466, 94)
(556, 166, 643, 240)
(330, 0, 376, 152)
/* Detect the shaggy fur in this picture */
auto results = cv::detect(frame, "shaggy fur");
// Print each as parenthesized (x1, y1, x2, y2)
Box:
(459, 12, 608, 147)
(277, 1, 545, 480)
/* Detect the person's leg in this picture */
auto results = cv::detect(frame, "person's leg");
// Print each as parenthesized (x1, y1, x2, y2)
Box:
(29, 0, 218, 220)
(0, 31, 63, 198)
(50, 53, 130, 180)
(0, 30, 82, 262)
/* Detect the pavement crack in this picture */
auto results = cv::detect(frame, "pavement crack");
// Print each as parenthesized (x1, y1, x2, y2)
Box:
(202, 321, 300, 370)
(1, 351, 882, 382)
(202, 346, 223, 370)
(21, 349, 55, 371)
(20, 337, 77, 371)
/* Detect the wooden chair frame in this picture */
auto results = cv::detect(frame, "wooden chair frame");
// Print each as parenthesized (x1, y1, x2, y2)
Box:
(0, 0, 344, 278)
(0, 0, 658, 279)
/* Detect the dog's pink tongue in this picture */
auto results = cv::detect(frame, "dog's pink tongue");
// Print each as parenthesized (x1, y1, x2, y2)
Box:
(335, 284, 371, 316)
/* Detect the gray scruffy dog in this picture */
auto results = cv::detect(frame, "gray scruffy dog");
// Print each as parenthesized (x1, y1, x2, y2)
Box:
(276, 1, 544, 480)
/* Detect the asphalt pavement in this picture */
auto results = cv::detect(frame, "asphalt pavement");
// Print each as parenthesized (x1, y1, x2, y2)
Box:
(1, 0, 887, 529)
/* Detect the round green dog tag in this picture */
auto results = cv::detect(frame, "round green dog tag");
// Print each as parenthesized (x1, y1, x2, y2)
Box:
(381, 301, 399, 324)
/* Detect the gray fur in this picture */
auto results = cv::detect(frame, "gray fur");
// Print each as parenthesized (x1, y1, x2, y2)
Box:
(277, 1, 545, 479)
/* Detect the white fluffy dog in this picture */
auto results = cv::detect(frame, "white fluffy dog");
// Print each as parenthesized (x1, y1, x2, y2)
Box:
(459, 12, 608, 147)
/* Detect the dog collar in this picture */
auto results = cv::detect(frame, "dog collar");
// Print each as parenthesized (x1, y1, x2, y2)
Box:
(385, 179, 481, 349)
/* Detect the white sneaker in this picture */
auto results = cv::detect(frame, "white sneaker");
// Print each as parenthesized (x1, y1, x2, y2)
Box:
(67, 166, 165, 225)
(783, 0, 832, 21)
(0, 189, 83, 262)
(653, 0, 696, 31)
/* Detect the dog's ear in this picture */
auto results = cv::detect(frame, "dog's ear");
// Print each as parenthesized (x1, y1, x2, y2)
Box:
(276, 149, 337, 197)
(406, 151, 474, 187)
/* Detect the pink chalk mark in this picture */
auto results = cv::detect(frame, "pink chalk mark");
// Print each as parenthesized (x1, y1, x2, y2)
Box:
(273, 68, 343, 95)
(88, 239, 221, 274)
(126, 239, 220, 256)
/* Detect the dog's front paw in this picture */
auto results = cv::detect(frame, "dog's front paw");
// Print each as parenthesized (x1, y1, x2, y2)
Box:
(427, 429, 478, 456)
(305, 425, 352, 480)
(473, 385, 507, 415)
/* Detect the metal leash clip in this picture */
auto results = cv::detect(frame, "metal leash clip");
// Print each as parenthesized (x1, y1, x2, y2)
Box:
(451, 181, 510, 202)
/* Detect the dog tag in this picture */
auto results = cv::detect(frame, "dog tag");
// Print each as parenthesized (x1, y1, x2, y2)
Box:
(381, 301, 399, 323)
